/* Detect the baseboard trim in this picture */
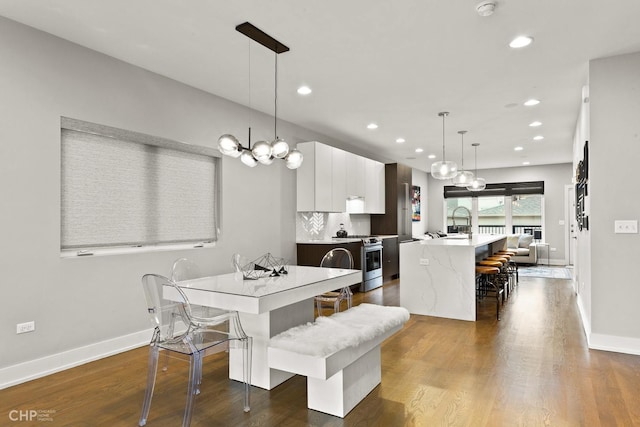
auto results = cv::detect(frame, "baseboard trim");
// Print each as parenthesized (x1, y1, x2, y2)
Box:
(0, 328, 152, 390)
(588, 333, 640, 356)
(575, 291, 591, 345)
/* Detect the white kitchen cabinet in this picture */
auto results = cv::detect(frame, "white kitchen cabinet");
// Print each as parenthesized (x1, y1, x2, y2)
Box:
(365, 158, 385, 213)
(297, 141, 342, 212)
(297, 141, 384, 213)
(331, 148, 347, 212)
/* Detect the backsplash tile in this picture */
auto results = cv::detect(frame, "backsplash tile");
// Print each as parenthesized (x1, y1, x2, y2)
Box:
(296, 212, 371, 240)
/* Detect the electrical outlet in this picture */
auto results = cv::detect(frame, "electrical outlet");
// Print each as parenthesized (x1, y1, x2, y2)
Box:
(16, 321, 35, 334)
(614, 220, 638, 234)
(419, 258, 430, 266)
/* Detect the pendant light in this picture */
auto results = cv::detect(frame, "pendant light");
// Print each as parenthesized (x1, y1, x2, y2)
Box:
(217, 22, 303, 170)
(467, 143, 486, 191)
(451, 130, 474, 186)
(430, 112, 458, 180)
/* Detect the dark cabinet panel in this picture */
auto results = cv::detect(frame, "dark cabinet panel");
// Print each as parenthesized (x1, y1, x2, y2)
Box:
(371, 163, 412, 243)
(297, 242, 362, 270)
(382, 237, 399, 282)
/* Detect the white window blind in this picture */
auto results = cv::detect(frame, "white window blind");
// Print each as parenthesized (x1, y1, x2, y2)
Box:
(61, 117, 219, 251)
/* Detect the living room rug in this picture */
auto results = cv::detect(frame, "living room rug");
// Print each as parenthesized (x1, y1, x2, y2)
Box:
(518, 266, 573, 280)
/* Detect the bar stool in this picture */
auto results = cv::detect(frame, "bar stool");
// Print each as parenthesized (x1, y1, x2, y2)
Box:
(496, 250, 519, 286)
(475, 265, 503, 320)
(487, 254, 516, 294)
(479, 258, 510, 300)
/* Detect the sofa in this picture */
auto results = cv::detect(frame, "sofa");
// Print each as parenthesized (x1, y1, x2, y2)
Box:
(506, 233, 537, 264)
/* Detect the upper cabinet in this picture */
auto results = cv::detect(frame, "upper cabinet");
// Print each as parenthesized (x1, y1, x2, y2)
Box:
(296, 141, 385, 213)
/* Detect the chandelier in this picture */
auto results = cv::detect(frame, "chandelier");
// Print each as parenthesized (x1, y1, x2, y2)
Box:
(217, 22, 303, 170)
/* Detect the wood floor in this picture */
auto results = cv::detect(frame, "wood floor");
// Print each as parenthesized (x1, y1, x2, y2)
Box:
(3, 274, 640, 426)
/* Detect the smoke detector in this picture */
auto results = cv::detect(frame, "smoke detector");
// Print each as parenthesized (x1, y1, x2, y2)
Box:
(476, 1, 496, 16)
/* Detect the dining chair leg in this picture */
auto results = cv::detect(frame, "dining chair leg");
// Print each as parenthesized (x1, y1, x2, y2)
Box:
(183, 353, 201, 427)
(139, 345, 160, 426)
(242, 336, 252, 412)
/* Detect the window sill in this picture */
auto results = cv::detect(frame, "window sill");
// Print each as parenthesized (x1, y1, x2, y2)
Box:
(60, 241, 216, 258)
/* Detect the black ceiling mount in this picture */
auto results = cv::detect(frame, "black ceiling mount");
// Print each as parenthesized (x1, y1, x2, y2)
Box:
(235, 22, 289, 54)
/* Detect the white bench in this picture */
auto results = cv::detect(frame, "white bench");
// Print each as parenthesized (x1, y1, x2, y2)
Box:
(267, 303, 410, 417)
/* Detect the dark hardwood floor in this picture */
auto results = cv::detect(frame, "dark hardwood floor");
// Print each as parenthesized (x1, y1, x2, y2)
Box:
(3, 273, 640, 426)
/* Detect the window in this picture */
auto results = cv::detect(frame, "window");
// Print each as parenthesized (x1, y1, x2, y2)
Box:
(511, 194, 542, 236)
(444, 181, 544, 236)
(61, 117, 220, 255)
(477, 196, 506, 234)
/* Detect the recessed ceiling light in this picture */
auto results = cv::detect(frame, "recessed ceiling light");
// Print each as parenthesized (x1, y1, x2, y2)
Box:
(415, 148, 424, 153)
(514, 146, 524, 151)
(509, 36, 533, 48)
(297, 85, 312, 95)
(396, 138, 405, 143)
(524, 99, 540, 106)
(367, 123, 378, 130)
(529, 121, 542, 127)
(533, 135, 544, 141)
(523, 161, 531, 165)
(428, 154, 436, 159)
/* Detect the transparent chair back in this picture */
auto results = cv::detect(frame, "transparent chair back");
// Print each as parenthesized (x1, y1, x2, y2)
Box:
(315, 248, 355, 315)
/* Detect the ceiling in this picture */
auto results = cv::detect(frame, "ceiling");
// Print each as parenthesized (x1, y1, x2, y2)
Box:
(2, 0, 640, 172)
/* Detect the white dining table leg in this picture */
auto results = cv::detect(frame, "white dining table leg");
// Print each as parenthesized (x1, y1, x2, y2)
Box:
(229, 298, 314, 390)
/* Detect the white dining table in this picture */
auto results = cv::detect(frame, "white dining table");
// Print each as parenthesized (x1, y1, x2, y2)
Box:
(176, 265, 361, 390)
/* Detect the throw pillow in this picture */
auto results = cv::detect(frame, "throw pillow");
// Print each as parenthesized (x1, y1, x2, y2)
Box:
(507, 234, 520, 249)
(519, 234, 533, 248)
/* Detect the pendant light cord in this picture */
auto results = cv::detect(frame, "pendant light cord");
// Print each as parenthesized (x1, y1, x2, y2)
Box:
(442, 114, 446, 160)
(274, 52, 278, 140)
(460, 133, 464, 169)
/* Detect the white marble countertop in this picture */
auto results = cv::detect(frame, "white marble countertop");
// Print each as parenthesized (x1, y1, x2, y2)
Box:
(410, 234, 506, 248)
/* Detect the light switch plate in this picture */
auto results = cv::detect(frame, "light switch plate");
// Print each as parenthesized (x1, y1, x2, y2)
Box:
(614, 220, 638, 234)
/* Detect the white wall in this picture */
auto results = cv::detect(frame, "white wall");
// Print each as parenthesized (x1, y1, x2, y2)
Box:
(0, 17, 352, 386)
(426, 163, 573, 263)
(586, 51, 640, 353)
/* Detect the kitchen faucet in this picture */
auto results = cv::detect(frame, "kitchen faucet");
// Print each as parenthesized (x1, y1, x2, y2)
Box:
(451, 206, 472, 239)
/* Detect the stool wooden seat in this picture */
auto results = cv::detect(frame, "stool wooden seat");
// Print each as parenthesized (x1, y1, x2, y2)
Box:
(497, 250, 516, 256)
(478, 260, 502, 267)
(475, 265, 503, 320)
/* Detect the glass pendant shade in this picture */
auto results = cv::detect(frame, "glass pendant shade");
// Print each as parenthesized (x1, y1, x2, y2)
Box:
(430, 112, 457, 180)
(431, 161, 458, 180)
(251, 140, 273, 162)
(218, 134, 242, 158)
(466, 142, 485, 191)
(452, 170, 475, 186)
(467, 177, 486, 191)
(285, 149, 304, 170)
(271, 138, 290, 158)
(258, 155, 274, 165)
(240, 149, 258, 167)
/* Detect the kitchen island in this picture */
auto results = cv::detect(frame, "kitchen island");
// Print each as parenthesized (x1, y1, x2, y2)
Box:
(399, 234, 506, 321)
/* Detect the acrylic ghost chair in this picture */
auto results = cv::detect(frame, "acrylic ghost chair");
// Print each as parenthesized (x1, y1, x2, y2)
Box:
(314, 248, 355, 316)
(139, 274, 252, 427)
(171, 258, 226, 320)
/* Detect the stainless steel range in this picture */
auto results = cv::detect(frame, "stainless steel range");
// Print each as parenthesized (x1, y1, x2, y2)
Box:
(345, 236, 383, 292)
